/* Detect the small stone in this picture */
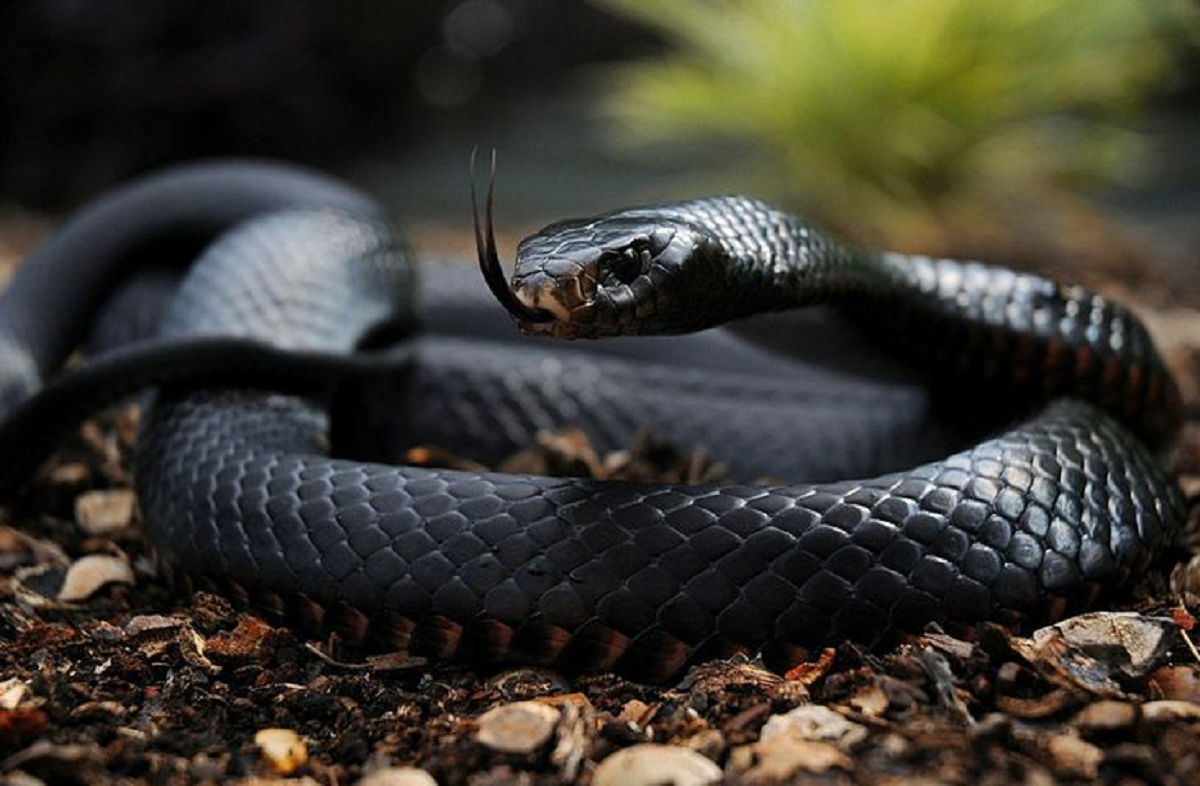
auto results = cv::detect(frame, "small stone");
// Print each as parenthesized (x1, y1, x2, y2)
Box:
(592, 744, 721, 786)
(254, 728, 308, 775)
(759, 705, 867, 750)
(1074, 700, 1137, 732)
(1047, 734, 1102, 780)
(57, 554, 134, 602)
(475, 701, 559, 755)
(356, 767, 439, 786)
(74, 489, 135, 535)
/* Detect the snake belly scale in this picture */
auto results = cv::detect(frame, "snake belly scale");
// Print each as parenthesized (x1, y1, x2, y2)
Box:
(0, 161, 1184, 680)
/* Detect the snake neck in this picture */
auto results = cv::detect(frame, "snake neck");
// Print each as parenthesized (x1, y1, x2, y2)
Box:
(637, 196, 881, 313)
(669, 196, 1181, 445)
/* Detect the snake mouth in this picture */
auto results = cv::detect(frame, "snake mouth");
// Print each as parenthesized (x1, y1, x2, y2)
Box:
(471, 149, 555, 326)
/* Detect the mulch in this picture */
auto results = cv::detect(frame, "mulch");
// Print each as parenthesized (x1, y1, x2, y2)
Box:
(2, 213, 1200, 785)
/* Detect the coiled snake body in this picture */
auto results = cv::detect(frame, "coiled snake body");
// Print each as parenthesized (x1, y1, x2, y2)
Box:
(0, 161, 1184, 680)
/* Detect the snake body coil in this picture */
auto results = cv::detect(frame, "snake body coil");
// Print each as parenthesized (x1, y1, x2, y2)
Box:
(0, 162, 1184, 680)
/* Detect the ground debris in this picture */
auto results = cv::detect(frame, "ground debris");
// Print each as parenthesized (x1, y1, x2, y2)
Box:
(591, 744, 721, 786)
(474, 701, 560, 755)
(55, 552, 135, 602)
(408, 426, 732, 485)
(73, 489, 135, 536)
(254, 728, 309, 776)
(1, 281, 1200, 784)
(357, 767, 440, 786)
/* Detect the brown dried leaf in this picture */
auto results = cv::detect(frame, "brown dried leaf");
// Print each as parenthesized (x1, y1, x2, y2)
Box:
(56, 553, 134, 602)
(205, 616, 276, 663)
(994, 688, 1082, 719)
(783, 647, 836, 686)
(1009, 612, 1175, 696)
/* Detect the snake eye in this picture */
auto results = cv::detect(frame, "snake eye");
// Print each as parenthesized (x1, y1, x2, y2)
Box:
(606, 246, 645, 285)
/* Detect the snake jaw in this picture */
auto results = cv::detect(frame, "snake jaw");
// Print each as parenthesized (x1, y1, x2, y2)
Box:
(471, 149, 555, 327)
(513, 284, 572, 323)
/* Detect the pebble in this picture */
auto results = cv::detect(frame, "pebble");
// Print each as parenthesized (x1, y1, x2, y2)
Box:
(592, 744, 721, 786)
(254, 728, 308, 775)
(475, 701, 559, 755)
(57, 554, 134, 602)
(1074, 700, 1137, 732)
(74, 489, 135, 535)
(759, 705, 867, 750)
(356, 767, 438, 786)
(1047, 734, 1103, 780)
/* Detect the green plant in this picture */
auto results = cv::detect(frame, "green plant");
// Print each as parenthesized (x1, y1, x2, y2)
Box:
(597, 0, 1199, 248)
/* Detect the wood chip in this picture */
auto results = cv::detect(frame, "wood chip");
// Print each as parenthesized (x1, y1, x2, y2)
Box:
(254, 728, 308, 775)
(73, 489, 135, 535)
(0, 679, 34, 711)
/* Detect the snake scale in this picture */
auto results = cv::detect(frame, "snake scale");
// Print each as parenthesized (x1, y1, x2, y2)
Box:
(0, 160, 1184, 680)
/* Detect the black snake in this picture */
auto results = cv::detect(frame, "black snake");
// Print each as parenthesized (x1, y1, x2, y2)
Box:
(0, 160, 1184, 680)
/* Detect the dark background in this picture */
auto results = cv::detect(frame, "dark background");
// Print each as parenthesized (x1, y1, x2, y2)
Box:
(1, 1, 1197, 266)
(0, 2, 665, 215)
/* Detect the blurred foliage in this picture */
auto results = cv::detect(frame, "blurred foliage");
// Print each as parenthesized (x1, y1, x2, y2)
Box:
(596, 0, 1200, 250)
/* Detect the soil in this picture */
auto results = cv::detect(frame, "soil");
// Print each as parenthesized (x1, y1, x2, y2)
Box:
(2, 213, 1200, 785)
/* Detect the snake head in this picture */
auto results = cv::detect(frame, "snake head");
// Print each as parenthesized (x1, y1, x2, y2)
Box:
(472, 152, 730, 338)
(507, 212, 726, 339)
